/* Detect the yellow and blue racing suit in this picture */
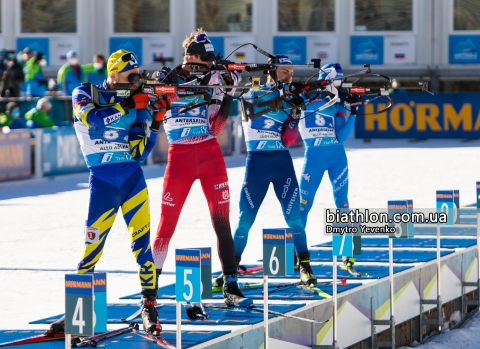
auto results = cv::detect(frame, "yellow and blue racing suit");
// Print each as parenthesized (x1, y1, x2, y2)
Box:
(73, 80, 158, 290)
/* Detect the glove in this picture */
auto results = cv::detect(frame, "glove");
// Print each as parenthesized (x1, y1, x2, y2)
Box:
(288, 81, 304, 95)
(149, 97, 173, 131)
(167, 93, 179, 105)
(121, 93, 157, 110)
(289, 94, 304, 108)
(220, 71, 241, 86)
(152, 67, 172, 82)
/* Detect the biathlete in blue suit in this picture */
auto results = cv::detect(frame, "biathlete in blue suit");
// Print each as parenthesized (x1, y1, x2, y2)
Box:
(230, 55, 316, 286)
(298, 63, 358, 270)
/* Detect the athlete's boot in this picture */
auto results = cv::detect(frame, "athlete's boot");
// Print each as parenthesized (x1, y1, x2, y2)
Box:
(213, 256, 242, 292)
(342, 257, 355, 267)
(297, 251, 317, 286)
(223, 274, 252, 307)
(342, 256, 361, 276)
(45, 315, 65, 337)
(140, 289, 162, 334)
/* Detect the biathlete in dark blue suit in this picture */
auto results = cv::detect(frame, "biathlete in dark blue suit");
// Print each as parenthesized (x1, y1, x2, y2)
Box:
(298, 63, 358, 271)
(228, 55, 317, 286)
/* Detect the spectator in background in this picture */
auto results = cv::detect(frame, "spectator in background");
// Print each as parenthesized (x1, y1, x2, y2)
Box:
(18, 48, 33, 97)
(57, 50, 85, 96)
(19, 47, 33, 68)
(25, 98, 55, 128)
(0, 102, 27, 129)
(0, 51, 25, 97)
(25, 52, 47, 97)
(82, 53, 107, 86)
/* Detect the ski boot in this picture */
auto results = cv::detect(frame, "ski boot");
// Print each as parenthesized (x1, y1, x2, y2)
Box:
(213, 256, 242, 292)
(140, 289, 162, 334)
(223, 274, 252, 307)
(45, 315, 65, 337)
(297, 251, 317, 286)
(341, 257, 361, 277)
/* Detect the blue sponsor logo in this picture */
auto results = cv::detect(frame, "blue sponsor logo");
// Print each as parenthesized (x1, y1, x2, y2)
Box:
(449, 35, 480, 64)
(350, 36, 384, 65)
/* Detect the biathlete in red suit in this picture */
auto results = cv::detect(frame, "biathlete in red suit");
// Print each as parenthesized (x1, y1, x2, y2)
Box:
(152, 29, 250, 306)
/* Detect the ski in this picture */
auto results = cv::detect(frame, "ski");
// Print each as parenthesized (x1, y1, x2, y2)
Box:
(0, 332, 70, 347)
(261, 282, 332, 299)
(133, 330, 176, 348)
(187, 303, 327, 324)
(212, 266, 264, 292)
(71, 323, 138, 348)
(340, 264, 361, 277)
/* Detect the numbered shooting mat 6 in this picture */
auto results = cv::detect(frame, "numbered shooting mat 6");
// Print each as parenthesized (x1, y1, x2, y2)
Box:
(436, 190, 455, 225)
(263, 229, 291, 276)
(175, 249, 201, 303)
(388, 200, 409, 239)
(65, 273, 94, 336)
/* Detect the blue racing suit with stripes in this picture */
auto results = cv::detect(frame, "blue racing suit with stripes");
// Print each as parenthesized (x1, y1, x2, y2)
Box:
(72, 80, 158, 291)
(233, 82, 309, 257)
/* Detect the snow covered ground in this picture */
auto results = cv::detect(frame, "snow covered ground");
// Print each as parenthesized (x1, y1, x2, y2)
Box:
(0, 136, 479, 346)
(399, 310, 480, 349)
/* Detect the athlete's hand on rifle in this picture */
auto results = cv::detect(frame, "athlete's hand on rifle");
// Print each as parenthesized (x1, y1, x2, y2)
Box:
(153, 67, 172, 83)
(340, 93, 361, 116)
(121, 93, 158, 110)
(288, 81, 305, 95)
(288, 94, 304, 119)
(149, 94, 177, 131)
(220, 71, 242, 96)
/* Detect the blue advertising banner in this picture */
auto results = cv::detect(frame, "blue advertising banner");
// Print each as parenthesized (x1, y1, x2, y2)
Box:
(17, 38, 50, 65)
(350, 36, 384, 65)
(355, 93, 480, 139)
(42, 127, 87, 176)
(109, 37, 143, 65)
(209, 37, 225, 57)
(273, 36, 307, 64)
(0, 130, 31, 182)
(449, 35, 480, 64)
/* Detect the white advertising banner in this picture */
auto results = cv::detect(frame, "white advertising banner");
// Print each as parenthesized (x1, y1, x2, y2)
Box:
(384, 36, 416, 64)
(143, 36, 174, 65)
(50, 37, 80, 66)
(224, 36, 256, 62)
(307, 36, 338, 64)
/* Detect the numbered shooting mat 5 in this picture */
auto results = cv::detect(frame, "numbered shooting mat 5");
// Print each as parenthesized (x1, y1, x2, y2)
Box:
(93, 272, 107, 333)
(65, 273, 94, 336)
(175, 249, 201, 303)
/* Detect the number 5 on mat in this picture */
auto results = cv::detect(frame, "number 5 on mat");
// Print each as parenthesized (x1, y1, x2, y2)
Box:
(175, 249, 201, 303)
